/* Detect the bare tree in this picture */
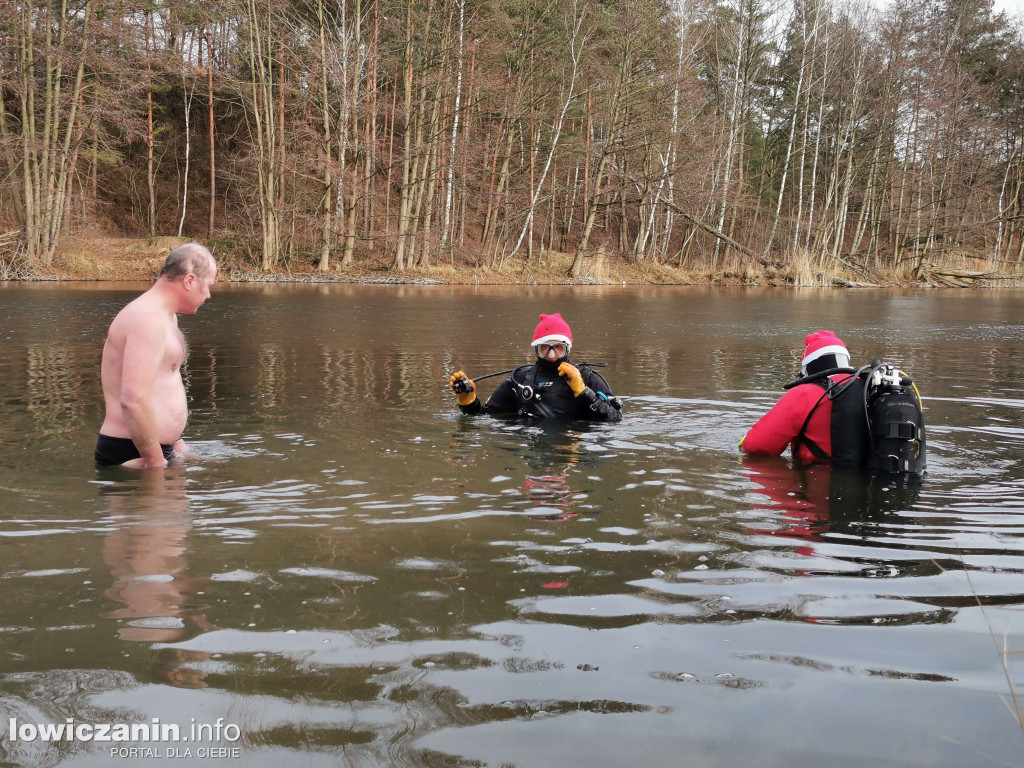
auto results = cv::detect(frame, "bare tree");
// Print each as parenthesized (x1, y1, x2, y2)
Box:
(503, 0, 589, 264)
(240, 0, 285, 270)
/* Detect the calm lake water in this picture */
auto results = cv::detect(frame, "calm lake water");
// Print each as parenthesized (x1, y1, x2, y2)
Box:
(1, 283, 1023, 767)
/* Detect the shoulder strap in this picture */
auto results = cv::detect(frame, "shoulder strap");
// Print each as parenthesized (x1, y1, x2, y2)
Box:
(793, 383, 832, 461)
(580, 365, 611, 391)
(525, 364, 539, 389)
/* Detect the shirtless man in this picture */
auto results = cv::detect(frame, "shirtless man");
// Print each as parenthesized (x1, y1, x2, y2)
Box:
(95, 243, 217, 469)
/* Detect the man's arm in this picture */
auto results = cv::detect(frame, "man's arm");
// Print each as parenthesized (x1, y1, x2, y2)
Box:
(577, 366, 623, 421)
(119, 318, 169, 469)
(478, 379, 520, 415)
(741, 389, 806, 456)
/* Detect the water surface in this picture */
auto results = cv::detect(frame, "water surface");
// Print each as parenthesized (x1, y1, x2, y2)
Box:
(1, 284, 1023, 767)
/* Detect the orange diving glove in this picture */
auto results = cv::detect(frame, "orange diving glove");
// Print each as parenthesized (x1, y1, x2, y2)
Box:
(449, 370, 477, 406)
(558, 362, 586, 397)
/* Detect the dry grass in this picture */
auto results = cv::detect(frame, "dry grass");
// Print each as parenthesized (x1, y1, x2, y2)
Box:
(934, 558, 1024, 745)
(52, 234, 186, 281)
(965, 570, 1024, 739)
(790, 248, 816, 287)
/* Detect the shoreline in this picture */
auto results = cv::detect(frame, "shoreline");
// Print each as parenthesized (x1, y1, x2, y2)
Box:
(4, 233, 1022, 289)
(3, 271, 908, 288)
(10, 269, 1019, 289)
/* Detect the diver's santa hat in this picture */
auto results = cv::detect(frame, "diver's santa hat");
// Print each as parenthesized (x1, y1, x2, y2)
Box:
(801, 330, 850, 376)
(531, 313, 573, 349)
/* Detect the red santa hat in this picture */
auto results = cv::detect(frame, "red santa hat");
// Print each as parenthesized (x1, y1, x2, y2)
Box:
(801, 330, 849, 374)
(531, 313, 573, 348)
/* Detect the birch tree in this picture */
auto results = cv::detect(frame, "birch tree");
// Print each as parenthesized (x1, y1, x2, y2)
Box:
(0, 0, 97, 266)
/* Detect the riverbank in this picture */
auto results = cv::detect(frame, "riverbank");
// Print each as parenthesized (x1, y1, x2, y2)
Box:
(7, 233, 1023, 288)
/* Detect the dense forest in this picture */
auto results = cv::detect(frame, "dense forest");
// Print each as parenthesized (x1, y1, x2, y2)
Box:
(0, 0, 1022, 282)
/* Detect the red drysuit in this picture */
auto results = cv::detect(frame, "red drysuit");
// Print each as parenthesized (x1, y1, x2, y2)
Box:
(741, 374, 854, 464)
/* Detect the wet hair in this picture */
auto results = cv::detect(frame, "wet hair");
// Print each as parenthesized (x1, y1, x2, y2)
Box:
(158, 243, 215, 282)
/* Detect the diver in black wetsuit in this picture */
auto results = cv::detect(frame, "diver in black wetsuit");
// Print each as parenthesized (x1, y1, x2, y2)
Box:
(448, 313, 622, 422)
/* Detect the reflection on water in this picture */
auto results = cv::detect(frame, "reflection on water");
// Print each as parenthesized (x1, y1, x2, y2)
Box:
(0, 285, 1022, 767)
(742, 456, 923, 549)
(98, 470, 216, 690)
(101, 471, 196, 643)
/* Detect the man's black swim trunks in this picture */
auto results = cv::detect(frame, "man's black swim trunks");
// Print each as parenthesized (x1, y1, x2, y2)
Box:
(94, 434, 175, 466)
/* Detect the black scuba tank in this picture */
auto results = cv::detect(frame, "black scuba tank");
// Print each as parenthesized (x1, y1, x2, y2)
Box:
(863, 364, 926, 476)
(795, 362, 926, 476)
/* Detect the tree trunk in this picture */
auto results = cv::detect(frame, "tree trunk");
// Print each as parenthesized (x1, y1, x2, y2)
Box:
(441, 0, 465, 258)
(244, 0, 281, 271)
(316, 0, 332, 272)
(393, 0, 416, 271)
(205, 30, 216, 240)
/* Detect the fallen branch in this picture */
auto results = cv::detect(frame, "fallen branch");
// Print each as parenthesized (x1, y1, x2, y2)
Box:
(0, 231, 30, 280)
(832, 277, 878, 288)
(836, 255, 872, 274)
(664, 202, 757, 260)
(833, 255, 897, 286)
(930, 273, 967, 288)
(931, 269, 1021, 281)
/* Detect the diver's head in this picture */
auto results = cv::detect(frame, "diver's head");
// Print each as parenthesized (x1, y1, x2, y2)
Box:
(532, 313, 573, 363)
(801, 330, 850, 376)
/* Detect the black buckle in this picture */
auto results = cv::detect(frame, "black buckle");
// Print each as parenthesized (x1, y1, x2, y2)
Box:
(875, 422, 918, 440)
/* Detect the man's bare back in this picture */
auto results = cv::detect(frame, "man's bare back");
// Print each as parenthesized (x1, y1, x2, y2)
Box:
(96, 243, 216, 469)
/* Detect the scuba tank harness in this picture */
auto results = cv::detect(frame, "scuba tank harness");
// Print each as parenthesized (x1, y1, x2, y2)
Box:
(784, 360, 926, 476)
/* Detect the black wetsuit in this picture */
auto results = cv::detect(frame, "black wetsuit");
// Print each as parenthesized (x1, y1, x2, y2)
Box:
(94, 434, 175, 466)
(458, 357, 622, 421)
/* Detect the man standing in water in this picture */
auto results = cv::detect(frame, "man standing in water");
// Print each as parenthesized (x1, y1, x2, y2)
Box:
(95, 243, 217, 469)
(740, 330, 926, 475)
